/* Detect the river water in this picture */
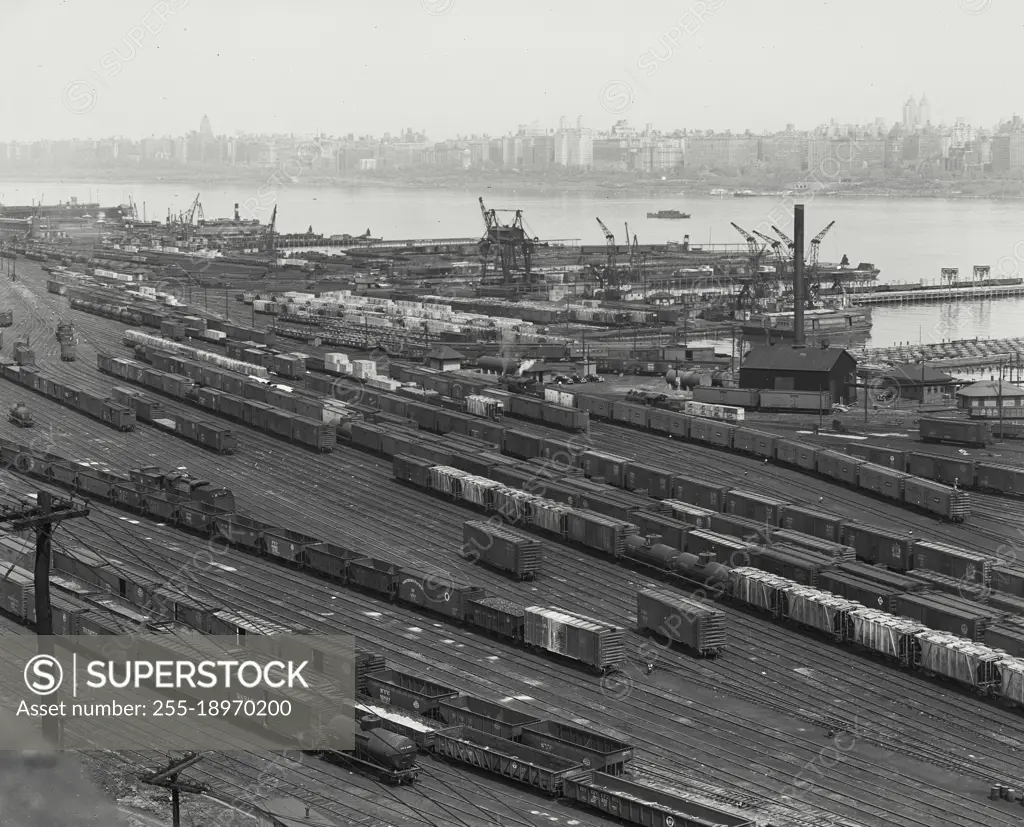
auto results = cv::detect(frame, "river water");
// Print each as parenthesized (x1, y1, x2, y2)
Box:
(3, 178, 1024, 350)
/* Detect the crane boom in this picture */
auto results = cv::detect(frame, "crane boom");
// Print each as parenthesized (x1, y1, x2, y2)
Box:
(730, 222, 762, 258)
(808, 221, 835, 270)
(771, 225, 795, 250)
(596, 217, 614, 244)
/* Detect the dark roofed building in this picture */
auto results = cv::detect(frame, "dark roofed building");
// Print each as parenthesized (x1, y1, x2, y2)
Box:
(739, 345, 857, 404)
(424, 346, 464, 372)
(877, 363, 957, 404)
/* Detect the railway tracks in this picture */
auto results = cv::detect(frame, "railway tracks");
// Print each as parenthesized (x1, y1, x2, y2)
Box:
(5, 265, 1024, 826)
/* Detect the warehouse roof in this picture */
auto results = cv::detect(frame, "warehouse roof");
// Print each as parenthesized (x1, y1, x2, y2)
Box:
(956, 379, 1024, 398)
(424, 345, 464, 361)
(882, 363, 957, 385)
(740, 345, 854, 373)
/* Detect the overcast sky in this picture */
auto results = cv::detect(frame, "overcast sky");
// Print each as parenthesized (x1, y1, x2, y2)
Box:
(0, 0, 1018, 141)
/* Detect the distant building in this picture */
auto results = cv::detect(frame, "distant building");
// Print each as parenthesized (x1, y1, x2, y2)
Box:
(424, 346, 464, 372)
(991, 132, 1024, 174)
(739, 346, 857, 404)
(956, 379, 1024, 418)
(876, 363, 957, 404)
(200, 114, 213, 139)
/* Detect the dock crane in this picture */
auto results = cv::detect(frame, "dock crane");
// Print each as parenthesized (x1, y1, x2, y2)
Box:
(772, 220, 835, 305)
(596, 217, 616, 273)
(478, 197, 535, 285)
(730, 222, 769, 311)
(753, 229, 787, 285)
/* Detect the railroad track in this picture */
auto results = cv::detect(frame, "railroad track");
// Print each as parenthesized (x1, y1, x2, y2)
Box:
(6, 265, 1024, 826)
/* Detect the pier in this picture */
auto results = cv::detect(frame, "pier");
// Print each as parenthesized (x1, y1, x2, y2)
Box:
(850, 282, 1024, 305)
(853, 336, 1024, 374)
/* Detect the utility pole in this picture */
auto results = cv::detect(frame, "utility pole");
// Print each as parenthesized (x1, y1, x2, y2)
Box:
(0, 491, 90, 746)
(140, 753, 209, 827)
(998, 358, 1004, 438)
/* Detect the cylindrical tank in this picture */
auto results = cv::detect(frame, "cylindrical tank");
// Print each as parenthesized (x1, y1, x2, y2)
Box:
(355, 726, 418, 771)
(622, 535, 683, 571)
(665, 369, 701, 389)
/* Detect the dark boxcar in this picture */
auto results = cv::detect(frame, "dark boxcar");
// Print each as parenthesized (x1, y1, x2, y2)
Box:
(841, 522, 913, 571)
(520, 720, 634, 775)
(629, 511, 692, 552)
(752, 546, 831, 588)
(623, 462, 674, 498)
(906, 452, 975, 487)
(731, 427, 778, 458)
(984, 620, 1024, 659)
(364, 668, 460, 716)
(919, 417, 992, 448)
(893, 591, 999, 641)
(636, 588, 726, 656)
(671, 474, 728, 511)
(707, 512, 773, 544)
(912, 540, 990, 586)
(858, 464, 909, 501)
(975, 462, 1024, 496)
(776, 439, 818, 471)
(723, 489, 789, 526)
(396, 566, 485, 620)
(686, 530, 755, 566)
(566, 510, 639, 557)
(817, 570, 901, 613)
(844, 442, 908, 471)
(393, 453, 436, 489)
(437, 696, 542, 740)
(350, 421, 384, 453)
(580, 451, 628, 487)
(463, 520, 542, 580)
(837, 561, 928, 592)
(504, 428, 543, 461)
(610, 401, 649, 428)
(196, 422, 237, 454)
(992, 564, 1024, 597)
(576, 394, 612, 421)
(816, 450, 865, 486)
(292, 416, 335, 451)
(101, 401, 136, 431)
(780, 505, 847, 543)
(466, 596, 525, 641)
(692, 386, 760, 408)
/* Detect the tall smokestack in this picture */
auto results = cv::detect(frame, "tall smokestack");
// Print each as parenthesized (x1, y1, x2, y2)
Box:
(793, 204, 805, 347)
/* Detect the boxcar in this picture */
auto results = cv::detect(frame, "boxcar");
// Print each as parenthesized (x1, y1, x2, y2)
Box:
(723, 489, 789, 526)
(816, 450, 866, 486)
(610, 401, 649, 428)
(844, 443, 908, 471)
(576, 394, 612, 421)
(753, 546, 831, 588)
(858, 464, 909, 501)
(523, 606, 625, 671)
(688, 417, 734, 448)
(817, 570, 901, 613)
(775, 439, 818, 471)
(462, 520, 542, 580)
(731, 427, 778, 458)
(992, 565, 1024, 597)
(841, 522, 913, 571)
(975, 463, 1024, 496)
(629, 512, 692, 552)
(691, 386, 760, 408)
(636, 588, 726, 656)
(580, 451, 628, 488)
(912, 540, 990, 586)
(902, 477, 970, 522)
(622, 462, 674, 498)
(671, 474, 728, 511)
(758, 390, 831, 413)
(919, 417, 992, 448)
(906, 452, 975, 487)
(893, 592, 999, 641)
(780, 505, 846, 543)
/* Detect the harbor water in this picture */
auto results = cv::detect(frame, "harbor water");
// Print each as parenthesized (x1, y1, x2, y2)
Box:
(4, 179, 1024, 349)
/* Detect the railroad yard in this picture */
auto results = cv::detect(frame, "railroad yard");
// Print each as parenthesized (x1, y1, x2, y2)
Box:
(4, 258, 1024, 827)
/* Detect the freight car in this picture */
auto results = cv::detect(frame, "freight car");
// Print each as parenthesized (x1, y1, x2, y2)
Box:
(110, 386, 238, 454)
(919, 417, 993, 448)
(97, 353, 333, 452)
(0, 358, 136, 431)
(636, 588, 726, 656)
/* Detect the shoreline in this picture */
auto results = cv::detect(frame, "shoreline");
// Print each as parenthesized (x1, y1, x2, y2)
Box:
(3, 169, 1024, 201)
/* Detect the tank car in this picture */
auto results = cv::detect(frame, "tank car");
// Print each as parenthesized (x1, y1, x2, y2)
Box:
(8, 403, 33, 427)
(323, 715, 419, 784)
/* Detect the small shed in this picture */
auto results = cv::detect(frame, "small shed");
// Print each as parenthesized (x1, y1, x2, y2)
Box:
(424, 345, 464, 372)
(739, 345, 857, 404)
(878, 363, 957, 404)
(956, 379, 1024, 419)
(519, 361, 555, 383)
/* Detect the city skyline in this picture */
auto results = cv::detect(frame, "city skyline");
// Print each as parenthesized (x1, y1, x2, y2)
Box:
(0, 0, 1019, 141)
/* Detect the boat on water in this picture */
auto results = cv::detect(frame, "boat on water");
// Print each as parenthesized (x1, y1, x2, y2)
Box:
(733, 190, 757, 197)
(647, 209, 690, 219)
(740, 305, 873, 345)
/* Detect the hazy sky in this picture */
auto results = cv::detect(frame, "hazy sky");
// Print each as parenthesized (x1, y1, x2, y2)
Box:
(1, 0, 1018, 141)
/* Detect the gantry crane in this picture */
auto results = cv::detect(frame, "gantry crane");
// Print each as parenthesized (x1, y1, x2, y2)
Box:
(478, 196, 535, 284)
(596, 218, 616, 271)
(772, 220, 835, 305)
(753, 229, 787, 287)
(730, 222, 769, 311)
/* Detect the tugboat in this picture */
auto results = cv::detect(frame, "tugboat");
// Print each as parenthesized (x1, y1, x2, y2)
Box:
(646, 209, 691, 219)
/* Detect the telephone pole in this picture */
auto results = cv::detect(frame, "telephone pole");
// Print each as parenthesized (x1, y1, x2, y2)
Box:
(0, 491, 90, 746)
(140, 753, 209, 827)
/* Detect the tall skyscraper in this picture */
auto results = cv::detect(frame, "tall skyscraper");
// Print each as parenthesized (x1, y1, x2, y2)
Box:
(200, 114, 213, 139)
(919, 95, 931, 128)
(902, 96, 919, 131)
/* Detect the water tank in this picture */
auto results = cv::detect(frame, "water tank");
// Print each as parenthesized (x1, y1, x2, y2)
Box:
(665, 369, 701, 389)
